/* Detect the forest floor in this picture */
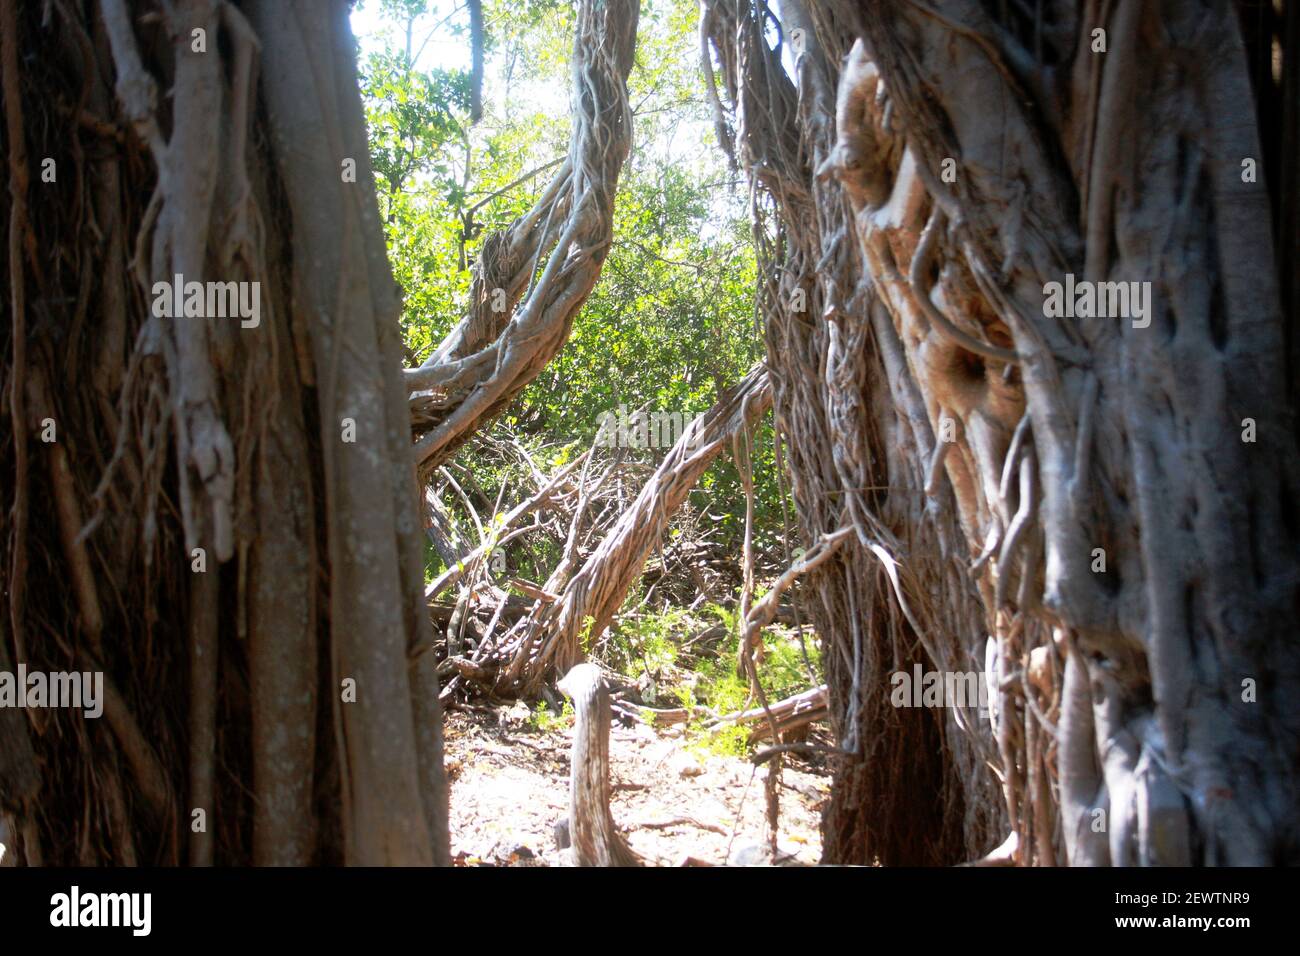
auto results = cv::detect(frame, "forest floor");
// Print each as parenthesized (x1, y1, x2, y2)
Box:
(444, 705, 832, 866)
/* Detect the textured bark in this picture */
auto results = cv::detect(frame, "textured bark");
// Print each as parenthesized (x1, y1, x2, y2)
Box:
(249, 0, 440, 868)
(500, 364, 772, 694)
(558, 663, 641, 867)
(702, 0, 1005, 865)
(407, 0, 639, 473)
(1, 0, 445, 865)
(704, 0, 1300, 865)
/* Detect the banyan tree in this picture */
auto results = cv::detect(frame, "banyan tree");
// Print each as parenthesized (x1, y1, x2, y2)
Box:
(700, 0, 1299, 864)
(2, 0, 1297, 867)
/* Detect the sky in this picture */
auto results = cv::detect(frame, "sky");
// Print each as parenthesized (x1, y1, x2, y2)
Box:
(350, 1, 574, 123)
(347, 0, 744, 237)
(350, 0, 473, 71)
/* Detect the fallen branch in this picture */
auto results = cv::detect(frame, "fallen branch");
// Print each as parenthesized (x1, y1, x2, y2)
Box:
(711, 685, 828, 743)
(499, 364, 773, 693)
(634, 816, 728, 836)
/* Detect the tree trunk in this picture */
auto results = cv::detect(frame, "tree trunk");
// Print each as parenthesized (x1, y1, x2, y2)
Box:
(557, 663, 641, 867)
(704, 0, 1300, 865)
(1, 0, 445, 865)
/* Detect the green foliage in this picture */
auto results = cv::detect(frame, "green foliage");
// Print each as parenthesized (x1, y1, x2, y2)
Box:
(688, 604, 822, 757)
(357, 0, 766, 486)
(577, 615, 597, 655)
(605, 607, 687, 691)
(697, 716, 751, 758)
(529, 698, 574, 733)
(591, 602, 822, 757)
(357, 0, 800, 712)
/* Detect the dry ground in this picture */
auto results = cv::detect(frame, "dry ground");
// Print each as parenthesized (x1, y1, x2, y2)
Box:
(444, 705, 832, 866)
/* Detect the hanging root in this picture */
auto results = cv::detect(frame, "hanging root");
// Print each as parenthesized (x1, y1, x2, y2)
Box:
(994, 452, 1037, 610)
(909, 208, 1018, 365)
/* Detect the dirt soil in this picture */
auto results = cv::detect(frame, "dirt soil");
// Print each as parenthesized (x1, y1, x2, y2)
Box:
(444, 704, 832, 866)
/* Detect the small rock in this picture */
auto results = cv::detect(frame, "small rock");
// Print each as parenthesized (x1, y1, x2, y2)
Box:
(728, 843, 771, 866)
(554, 818, 571, 850)
(728, 842, 803, 866)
